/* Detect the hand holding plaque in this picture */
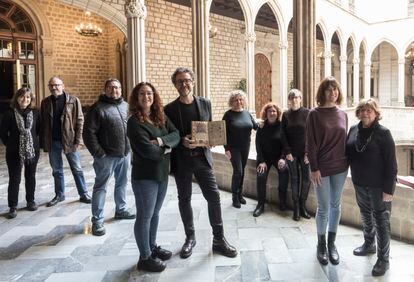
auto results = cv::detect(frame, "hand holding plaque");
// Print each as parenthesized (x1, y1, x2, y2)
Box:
(191, 120, 227, 147)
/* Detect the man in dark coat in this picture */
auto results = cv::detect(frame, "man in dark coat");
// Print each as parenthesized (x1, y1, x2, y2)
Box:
(164, 67, 237, 259)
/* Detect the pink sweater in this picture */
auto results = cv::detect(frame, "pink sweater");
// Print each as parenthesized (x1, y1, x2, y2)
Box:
(305, 106, 348, 177)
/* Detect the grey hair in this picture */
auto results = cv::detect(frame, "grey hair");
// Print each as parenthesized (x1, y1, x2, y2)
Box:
(104, 78, 121, 89)
(171, 67, 195, 84)
(288, 88, 302, 100)
(228, 90, 247, 107)
(48, 76, 63, 85)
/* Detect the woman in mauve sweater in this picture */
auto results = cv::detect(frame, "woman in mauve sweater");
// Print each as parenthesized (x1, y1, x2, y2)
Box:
(222, 90, 258, 208)
(346, 99, 397, 277)
(306, 76, 348, 266)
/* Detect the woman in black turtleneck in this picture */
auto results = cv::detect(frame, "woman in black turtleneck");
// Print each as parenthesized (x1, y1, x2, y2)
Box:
(0, 87, 40, 219)
(253, 102, 289, 217)
(346, 98, 397, 277)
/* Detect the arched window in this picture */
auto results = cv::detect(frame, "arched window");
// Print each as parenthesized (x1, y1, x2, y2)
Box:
(0, 0, 37, 111)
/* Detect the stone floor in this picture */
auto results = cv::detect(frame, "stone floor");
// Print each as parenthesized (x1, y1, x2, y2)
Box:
(0, 147, 413, 282)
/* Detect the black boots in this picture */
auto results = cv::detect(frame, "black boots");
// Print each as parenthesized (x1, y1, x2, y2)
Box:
(253, 204, 264, 217)
(293, 201, 300, 221)
(279, 191, 287, 211)
(317, 233, 339, 265)
(137, 257, 166, 272)
(212, 236, 238, 258)
(327, 232, 340, 265)
(299, 199, 311, 219)
(353, 241, 376, 256)
(238, 193, 246, 205)
(316, 235, 328, 265)
(372, 259, 389, 276)
(232, 194, 241, 208)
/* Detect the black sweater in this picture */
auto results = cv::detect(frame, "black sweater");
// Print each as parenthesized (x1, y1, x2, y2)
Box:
(127, 115, 180, 181)
(0, 108, 40, 156)
(346, 121, 397, 195)
(281, 107, 309, 157)
(255, 120, 284, 166)
(222, 109, 258, 150)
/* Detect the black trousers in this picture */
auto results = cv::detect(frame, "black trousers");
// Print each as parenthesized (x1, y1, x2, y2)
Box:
(256, 162, 289, 205)
(287, 157, 310, 203)
(6, 152, 39, 208)
(174, 154, 223, 238)
(354, 185, 391, 261)
(229, 146, 250, 196)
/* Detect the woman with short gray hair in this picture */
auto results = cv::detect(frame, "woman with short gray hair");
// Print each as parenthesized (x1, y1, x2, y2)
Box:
(222, 90, 258, 208)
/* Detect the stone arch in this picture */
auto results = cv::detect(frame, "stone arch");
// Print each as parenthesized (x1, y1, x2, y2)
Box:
(316, 20, 328, 48)
(368, 38, 399, 62)
(253, 0, 286, 41)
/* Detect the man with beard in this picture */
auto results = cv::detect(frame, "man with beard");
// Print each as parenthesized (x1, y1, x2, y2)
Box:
(164, 67, 237, 259)
(40, 76, 91, 207)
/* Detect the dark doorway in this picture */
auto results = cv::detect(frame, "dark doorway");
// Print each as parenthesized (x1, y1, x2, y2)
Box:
(0, 61, 14, 112)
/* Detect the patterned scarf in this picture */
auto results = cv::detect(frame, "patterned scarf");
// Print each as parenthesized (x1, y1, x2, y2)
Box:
(14, 108, 35, 163)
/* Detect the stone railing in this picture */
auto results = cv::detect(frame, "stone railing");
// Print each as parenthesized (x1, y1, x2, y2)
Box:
(212, 148, 414, 243)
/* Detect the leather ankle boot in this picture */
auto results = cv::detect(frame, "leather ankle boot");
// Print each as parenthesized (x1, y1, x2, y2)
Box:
(353, 241, 376, 256)
(253, 204, 264, 217)
(317, 235, 328, 265)
(293, 202, 300, 221)
(327, 232, 340, 265)
(372, 259, 389, 276)
(238, 193, 246, 205)
(299, 200, 311, 219)
(232, 194, 241, 208)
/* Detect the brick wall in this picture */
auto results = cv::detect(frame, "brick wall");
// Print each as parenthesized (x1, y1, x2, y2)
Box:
(37, 0, 125, 106)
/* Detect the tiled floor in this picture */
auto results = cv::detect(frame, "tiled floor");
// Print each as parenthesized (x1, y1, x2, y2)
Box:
(0, 146, 413, 281)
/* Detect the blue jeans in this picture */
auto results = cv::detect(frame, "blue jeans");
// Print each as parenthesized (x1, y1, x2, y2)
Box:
(132, 178, 168, 259)
(315, 170, 348, 235)
(48, 140, 88, 197)
(91, 154, 130, 224)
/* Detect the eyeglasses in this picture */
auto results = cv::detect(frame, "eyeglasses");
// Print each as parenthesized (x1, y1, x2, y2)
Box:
(106, 85, 121, 90)
(49, 84, 62, 88)
(176, 79, 193, 85)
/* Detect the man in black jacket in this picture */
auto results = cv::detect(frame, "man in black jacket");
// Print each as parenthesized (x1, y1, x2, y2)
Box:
(83, 78, 135, 236)
(164, 67, 237, 259)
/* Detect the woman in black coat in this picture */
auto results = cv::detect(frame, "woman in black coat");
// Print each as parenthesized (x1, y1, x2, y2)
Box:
(0, 87, 40, 219)
(346, 98, 397, 277)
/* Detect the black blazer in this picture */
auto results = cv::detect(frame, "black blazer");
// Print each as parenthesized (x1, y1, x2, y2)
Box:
(164, 95, 214, 172)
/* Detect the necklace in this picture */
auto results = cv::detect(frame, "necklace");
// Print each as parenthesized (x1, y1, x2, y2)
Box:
(354, 130, 374, 153)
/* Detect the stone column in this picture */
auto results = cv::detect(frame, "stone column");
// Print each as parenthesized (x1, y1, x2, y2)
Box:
(398, 58, 405, 106)
(353, 58, 360, 105)
(279, 40, 288, 108)
(125, 0, 147, 94)
(364, 60, 371, 100)
(245, 31, 256, 114)
(293, 0, 315, 108)
(324, 51, 332, 77)
(192, 0, 210, 99)
(340, 54, 347, 107)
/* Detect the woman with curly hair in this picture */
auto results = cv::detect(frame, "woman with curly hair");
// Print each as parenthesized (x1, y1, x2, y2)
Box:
(253, 102, 289, 217)
(127, 82, 180, 272)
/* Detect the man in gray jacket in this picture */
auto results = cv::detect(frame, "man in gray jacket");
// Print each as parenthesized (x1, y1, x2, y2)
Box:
(83, 78, 135, 236)
(40, 76, 91, 207)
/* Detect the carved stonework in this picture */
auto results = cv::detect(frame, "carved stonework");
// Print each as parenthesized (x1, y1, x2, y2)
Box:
(279, 41, 288, 49)
(125, 0, 147, 19)
(353, 58, 360, 64)
(245, 32, 256, 43)
(339, 55, 347, 62)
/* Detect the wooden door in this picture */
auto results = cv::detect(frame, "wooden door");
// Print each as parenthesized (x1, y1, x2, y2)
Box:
(255, 53, 272, 116)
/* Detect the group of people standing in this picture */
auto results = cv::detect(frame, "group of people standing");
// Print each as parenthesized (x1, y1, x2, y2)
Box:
(222, 76, 397, 277)
(0, 70, 397, 277)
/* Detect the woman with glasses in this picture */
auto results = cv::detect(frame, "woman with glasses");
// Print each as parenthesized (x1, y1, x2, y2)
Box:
(0, 87, 40, 219)
(281, 89, 311, 221)
(127, 82, 180, 272)
(222, 90, 258, 208)
(306, 76, 348, 266)
(346, 99, 397, 276)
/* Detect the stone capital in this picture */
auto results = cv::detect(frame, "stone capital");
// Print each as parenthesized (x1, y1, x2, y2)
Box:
(323, 51, 333, 59)
(125, 0, 147, 19)
(279, 41, 288, 49)
(245, 32, 256, 43)
(398, 58, 406, 65)
(339, 55, 347, 62)
(352, 58, 360, 64)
